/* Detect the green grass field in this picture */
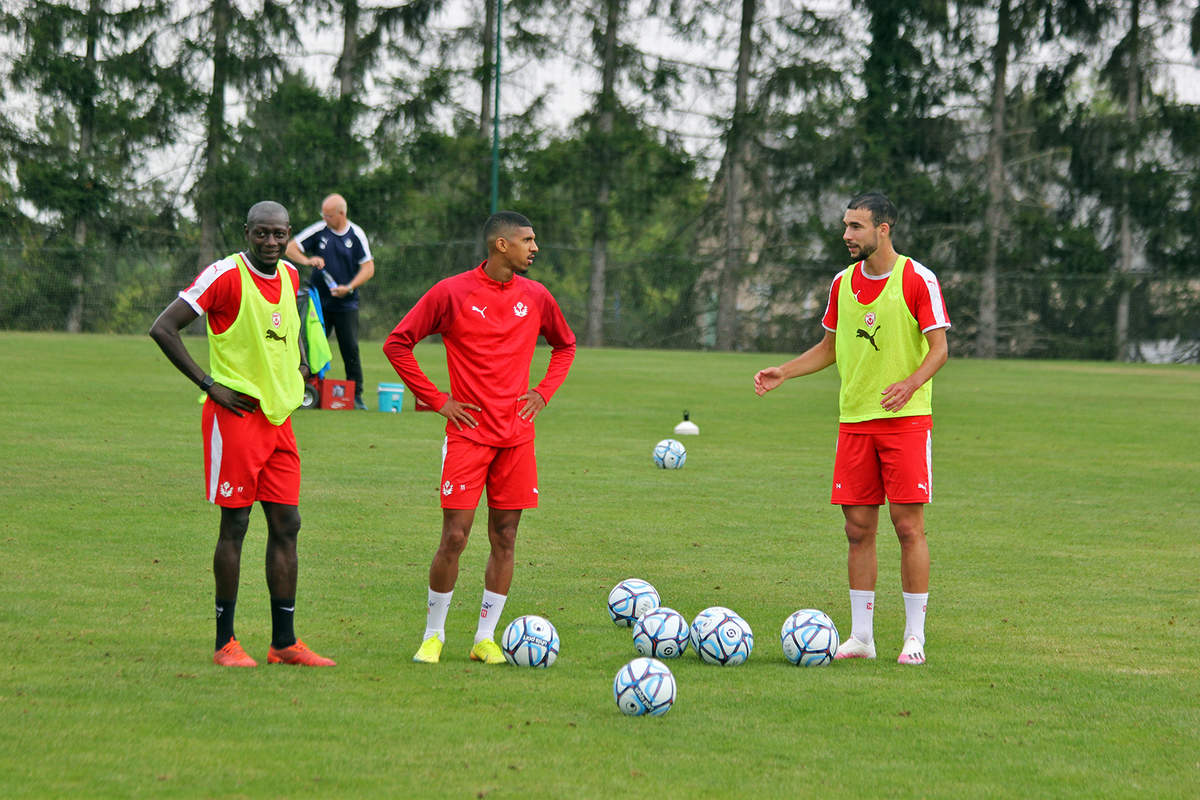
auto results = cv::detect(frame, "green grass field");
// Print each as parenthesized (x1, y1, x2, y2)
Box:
(1, 332, 1197, 798)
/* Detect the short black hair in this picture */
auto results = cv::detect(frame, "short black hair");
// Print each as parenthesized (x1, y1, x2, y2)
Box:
(846, 192, 897, 229)
(484, 211, 533, 248)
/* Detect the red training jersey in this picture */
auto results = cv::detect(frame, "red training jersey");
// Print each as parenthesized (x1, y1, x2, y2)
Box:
(383, 264, 577, 447)
(179, 253, 302, 334)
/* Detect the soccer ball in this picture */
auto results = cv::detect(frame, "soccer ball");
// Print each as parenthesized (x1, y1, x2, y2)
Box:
(693, 609, 754, 666)
(780, 609, 840, 666)
(689, 606, 735, 652)
(632, 607, 690, 659)
(653, 438, 687, 469)
(501, 614, 559, 668)
(607, 578, 661, 627)
(613, 657, 676, 717)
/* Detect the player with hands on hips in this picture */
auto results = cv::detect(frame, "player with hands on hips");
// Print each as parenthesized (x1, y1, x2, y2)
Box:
(383, 211, 576, 666)
(149, 201, 336, 668)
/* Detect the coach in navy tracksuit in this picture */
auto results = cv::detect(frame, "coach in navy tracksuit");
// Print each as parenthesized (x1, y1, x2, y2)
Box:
(286, 193, 376, 409)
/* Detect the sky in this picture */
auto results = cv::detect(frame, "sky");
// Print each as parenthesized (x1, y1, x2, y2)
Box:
(2, 0, 1198, 203)
(292, 0, 1200, 171)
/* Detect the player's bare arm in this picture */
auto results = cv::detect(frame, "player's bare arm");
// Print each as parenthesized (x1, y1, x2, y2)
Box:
(754, 331, 837, 395)
(439, 396, 482, 430)
(880, 327, 949, 412)
(149, 298, 259, 418)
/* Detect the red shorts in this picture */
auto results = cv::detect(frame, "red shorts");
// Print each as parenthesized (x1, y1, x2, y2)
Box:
(202, 399, 300, 508)
(439, 437, 538, 510)
(831, 427, 931, 506)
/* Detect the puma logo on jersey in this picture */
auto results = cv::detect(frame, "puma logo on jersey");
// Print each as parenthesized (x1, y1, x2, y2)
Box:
(856, 325, 880, 351)
(265, 329, 287, 344)
(471, 305, 487, 318)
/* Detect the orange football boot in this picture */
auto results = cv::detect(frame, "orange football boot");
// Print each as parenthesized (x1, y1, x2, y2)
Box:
(213, 638, 257, 667)
(267, 639, 336, 667)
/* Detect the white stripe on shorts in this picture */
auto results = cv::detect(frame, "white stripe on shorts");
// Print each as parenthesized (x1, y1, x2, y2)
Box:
(925, 430, 933, 502)
(208, 414, 224, 503)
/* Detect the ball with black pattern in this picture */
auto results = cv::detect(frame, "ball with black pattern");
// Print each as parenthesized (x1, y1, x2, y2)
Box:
(780, 608, 840, 666)
(613, 657, 676, 717)
(501, 614, 559, 668)
(632, 607, 690, 659)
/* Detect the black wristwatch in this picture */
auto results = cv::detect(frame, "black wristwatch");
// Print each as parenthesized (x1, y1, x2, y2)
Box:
(199, 375, 215, 392)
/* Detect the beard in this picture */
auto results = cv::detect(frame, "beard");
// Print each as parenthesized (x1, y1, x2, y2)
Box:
(848, 240, 876, 260)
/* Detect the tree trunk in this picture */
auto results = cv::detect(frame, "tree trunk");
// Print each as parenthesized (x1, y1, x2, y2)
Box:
(585, 0, 620, 348)
(1114, 0, 1139, 361)
(480, 0, 495, 139)
(476, 0, 496, 260)
(976, 0, 1012, 359)
(715, 0, 755, 351)
(334, 0, 360, 154)
(66, 0, 102, 332)
(197, 0, 231, 267)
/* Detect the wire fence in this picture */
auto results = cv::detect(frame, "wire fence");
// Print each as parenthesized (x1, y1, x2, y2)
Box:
(3, 240, 1198, 362)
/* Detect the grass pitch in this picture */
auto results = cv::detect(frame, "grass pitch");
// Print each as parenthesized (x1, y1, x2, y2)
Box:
(0, 332, 1197, 798)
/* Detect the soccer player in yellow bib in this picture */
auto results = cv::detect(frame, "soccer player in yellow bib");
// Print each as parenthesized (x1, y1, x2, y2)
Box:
(754, 192, 950, 665)
(150, 201, 336, 668)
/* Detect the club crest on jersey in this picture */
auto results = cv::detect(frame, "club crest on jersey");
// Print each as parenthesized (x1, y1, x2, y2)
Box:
(513, 302, 528, 318)
(272, 311, 281, 327)
(442, 481, 453, 496)
(344, 238, 352, 248)
(864, 311, 876, 328)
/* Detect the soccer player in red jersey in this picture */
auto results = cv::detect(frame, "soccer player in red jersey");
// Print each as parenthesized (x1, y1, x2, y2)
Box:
(754, 193, 950, 665)
(149, 201, 335, 668)
(383, 211, 577, 664)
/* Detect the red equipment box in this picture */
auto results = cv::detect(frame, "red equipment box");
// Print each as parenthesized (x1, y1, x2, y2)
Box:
(319, 379, 356, 410)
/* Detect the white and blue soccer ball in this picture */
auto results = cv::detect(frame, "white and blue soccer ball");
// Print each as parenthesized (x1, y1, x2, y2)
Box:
(689, 606, 735, 652)
(693, 608, 754, 666)
(613, 657, 676, 717)
(780, 609, 840, 666)
(653, 438, 687, 469)
(501, 614, 559, 668)
(632, 607, 690, 659)
(607, 578, 661, 627)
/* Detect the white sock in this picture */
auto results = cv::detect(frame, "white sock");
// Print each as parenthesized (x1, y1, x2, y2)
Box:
(423, 588, 453, 642)
(475, 589, 507, 643)
(849, 589, 875, 644)
(902, 591, 929, 645)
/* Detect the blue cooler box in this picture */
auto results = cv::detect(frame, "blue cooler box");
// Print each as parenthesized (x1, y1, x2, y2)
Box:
(377, 382, 405, 413)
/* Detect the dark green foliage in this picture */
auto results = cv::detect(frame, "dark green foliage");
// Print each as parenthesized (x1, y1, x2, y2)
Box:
(512, 109, 708, 347)
(0, 0, 1196, 359)
(1, 0, 186, 233)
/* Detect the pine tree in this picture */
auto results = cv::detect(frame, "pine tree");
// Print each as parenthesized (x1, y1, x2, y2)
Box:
(2, 0, 186, 329)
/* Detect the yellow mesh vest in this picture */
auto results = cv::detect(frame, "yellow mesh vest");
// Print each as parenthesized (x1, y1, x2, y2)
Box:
(834, 256, 932, 423)
(207, 254, 303, 425)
